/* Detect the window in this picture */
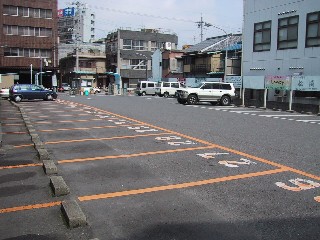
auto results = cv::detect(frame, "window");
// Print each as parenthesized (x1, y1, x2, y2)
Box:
(306, 11, 320, 47)
(130, 59, 146, 69)
(171, 83, 180, 88)
(123, 39, 132, 49)
(148, 83, 155, 87)
(133, 40, 145, 50)
(254, 21, 271, 51)
(163, 82, 170, 87)
(278, 16, 299, 49)
(151, 41, 157, 51)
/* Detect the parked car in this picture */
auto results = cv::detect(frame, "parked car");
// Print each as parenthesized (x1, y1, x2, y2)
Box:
(91, 87, 101, 94)
(9, 84, 57, 102)
(155, 82, 184, 97)
(135, 81, 158, 96)
(176, 82, 236, 106)
(0, 88, 10, 99)
(59, 83, 71, 92)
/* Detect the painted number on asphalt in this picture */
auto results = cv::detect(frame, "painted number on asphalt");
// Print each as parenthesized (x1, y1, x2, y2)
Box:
(275, 178, 320, 192)
(127, 126, 158, 132)
(218, 158, 257, 168)
(155, 136, 196, 146)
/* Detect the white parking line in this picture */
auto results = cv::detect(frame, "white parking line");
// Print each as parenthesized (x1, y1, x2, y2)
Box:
(296, 120, 320, 122)
(259, 114, 310, 117)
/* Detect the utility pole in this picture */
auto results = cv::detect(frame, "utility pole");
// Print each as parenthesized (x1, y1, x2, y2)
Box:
(195, 14, 212, 42)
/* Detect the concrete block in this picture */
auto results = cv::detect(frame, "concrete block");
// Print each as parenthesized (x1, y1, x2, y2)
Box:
(38, 148, 50, 160)
(50, 176, 70, 196)
(43, 160, 58, 175)
(61, 200, 87, 228)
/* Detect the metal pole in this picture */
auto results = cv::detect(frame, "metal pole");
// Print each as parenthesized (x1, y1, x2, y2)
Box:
(263, 88, 268, 109)
(30, 64, 33, 84)
(145, 58, 148, 80)
(40, 57, 43, 86)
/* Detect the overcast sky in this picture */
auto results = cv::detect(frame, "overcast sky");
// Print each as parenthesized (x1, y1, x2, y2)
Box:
(58, 0, 243, 48)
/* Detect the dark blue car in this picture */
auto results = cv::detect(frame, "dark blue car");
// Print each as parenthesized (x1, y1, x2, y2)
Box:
(9, 84, 57, 102)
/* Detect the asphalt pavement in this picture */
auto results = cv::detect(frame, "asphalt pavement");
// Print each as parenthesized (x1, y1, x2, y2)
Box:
(0, 94, 319, 240)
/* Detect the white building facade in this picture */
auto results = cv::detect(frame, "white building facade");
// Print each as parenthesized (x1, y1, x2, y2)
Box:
(243, 0, 320, 108)
(58, 3, 95, 43)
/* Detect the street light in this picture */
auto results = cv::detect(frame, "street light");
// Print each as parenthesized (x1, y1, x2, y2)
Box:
(135, 53, 148, 80)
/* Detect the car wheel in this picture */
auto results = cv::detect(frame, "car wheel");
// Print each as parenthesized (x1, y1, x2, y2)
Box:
(141, 92, 146, 96)
(46, 94, 53, 101)
(220, 95, 231, 106)
(14, 95, 22, 102)
(187, 94, 198, 105)
(177, 98, 187, 104)
(163, 92, 169, 98)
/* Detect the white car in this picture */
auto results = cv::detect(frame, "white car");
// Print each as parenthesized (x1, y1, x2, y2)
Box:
(91, 87, 101, 93)
(176, 82, 236, 106)
(0, 88, 10, 99)
(155, 82, 184, 97)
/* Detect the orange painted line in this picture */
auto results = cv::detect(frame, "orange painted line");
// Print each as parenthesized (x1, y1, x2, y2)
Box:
(1, 123, 24, 126)
(0, 163, 42, 170)
(79, 168, 288, 202)
(0, 118, 20, 120)
(58, 145, 217, 164)
(14, 144, 34, 148)
(38, 124, 141, 132)
(45, 132, 171, 145)
(0, 201, 61, 214)
(59, 100, 320, 181)
(0, 131, 28, 134)
(34, 118, 104, 124)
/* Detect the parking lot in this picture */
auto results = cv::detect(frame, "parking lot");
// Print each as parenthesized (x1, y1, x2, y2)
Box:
(0, 96, 319, 239)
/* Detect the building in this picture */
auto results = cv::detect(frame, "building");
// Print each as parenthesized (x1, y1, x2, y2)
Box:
(151, 49, 184, 83)
(105, 29, 178, 89)
(57, 2, 95, 44)
(182, 34, 242, 79)
(243, 0, 320, 111)
(59, 48, 106, 90)
(0, 0, 58, 88)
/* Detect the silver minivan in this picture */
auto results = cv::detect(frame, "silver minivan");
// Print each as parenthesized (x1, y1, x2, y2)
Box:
(135, 81, 158, 96)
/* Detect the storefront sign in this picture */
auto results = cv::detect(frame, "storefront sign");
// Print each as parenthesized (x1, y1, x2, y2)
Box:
(265, 75, 291, 90)
(225, 76, 242, 88)
(292, 76, 320, 91)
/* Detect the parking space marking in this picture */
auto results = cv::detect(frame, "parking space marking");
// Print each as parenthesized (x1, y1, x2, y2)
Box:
(58, 146, 217, 164)
(38, 124, 141, 132)
(0, 163, 42, 170)
(78, 168, 288, 202)
(44, 132, 171, 145)
(33, 118, 104, 124)
(0, 201, 61, 214)
(0, 131, 28, 134)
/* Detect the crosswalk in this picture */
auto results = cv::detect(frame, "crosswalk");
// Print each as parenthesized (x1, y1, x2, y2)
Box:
(185, 105, 320, 125)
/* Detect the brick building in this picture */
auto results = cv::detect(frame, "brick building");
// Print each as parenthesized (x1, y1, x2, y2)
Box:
(0, 0, 58, 88)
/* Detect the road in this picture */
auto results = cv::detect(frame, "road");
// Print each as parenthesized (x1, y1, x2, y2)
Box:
(0, 94, 319, 240)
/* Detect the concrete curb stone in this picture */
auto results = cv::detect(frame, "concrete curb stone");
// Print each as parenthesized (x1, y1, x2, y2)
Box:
(50, 176, 70, 196)
(43, 160, 58, 175)
(61, 200, 87, 228)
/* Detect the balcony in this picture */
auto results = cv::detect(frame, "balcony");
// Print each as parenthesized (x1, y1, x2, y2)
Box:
(190, 64, 211, 74)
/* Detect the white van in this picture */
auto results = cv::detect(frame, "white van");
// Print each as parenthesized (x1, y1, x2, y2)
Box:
(136, 81, 158, 96)
(155, 81, 184, 97)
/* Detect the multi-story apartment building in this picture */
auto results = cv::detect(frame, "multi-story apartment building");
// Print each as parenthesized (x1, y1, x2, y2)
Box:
(0, 0, 58, 88)
(243, 0, 320, 110)
(105, 29, 178, 89)
(58, 3, 95, 43)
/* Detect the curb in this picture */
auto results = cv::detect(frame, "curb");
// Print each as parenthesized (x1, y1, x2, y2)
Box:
(10, 100, 90, 231)
(50, 176, 70, 196)
(61, 200, 87, 228)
